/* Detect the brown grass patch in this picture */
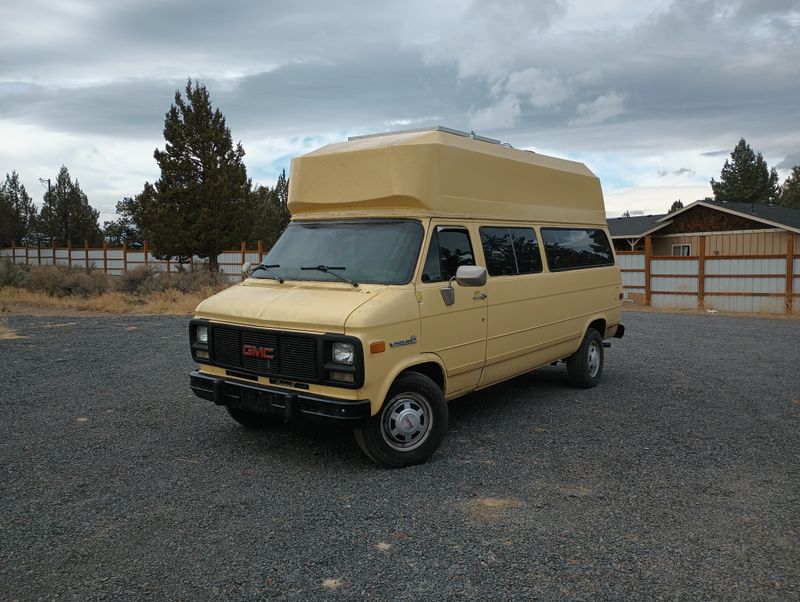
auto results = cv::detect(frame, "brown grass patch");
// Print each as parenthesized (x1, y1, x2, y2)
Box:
(461, 497, 524, 522)
(0, 317, 24, 339)
(321, 577, 343, 590)
(0, 287, 214, 315)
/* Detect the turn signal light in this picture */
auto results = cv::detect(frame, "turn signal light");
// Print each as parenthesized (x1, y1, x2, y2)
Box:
(370, 341, 386, 354)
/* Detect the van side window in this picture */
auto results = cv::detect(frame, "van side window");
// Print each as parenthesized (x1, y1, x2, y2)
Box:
(480, 227, 543, 276)
(540, 228, 614, 271)
(421, 227, 475, 283)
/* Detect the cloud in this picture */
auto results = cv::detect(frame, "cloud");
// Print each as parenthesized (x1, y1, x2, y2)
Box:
(777, 152, 800, 170)
(0, 0, 799, 221)
(570, 92, 626, 127)
(469, 95, 521, 131)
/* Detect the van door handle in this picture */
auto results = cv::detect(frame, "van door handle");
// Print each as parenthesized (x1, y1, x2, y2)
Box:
(473, 292, 487, 300)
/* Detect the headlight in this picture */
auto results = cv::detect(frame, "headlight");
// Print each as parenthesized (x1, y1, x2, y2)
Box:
(196, 325, 208, 344)
(332, 342, 354, 365)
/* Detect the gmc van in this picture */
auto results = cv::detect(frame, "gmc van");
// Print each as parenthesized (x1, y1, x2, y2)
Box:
(189, 127, 624, 467)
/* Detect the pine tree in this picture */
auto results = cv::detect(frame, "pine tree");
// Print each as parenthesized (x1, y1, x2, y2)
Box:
(710, 139, 779, 204)
(669, 199, 684, 213)
(0, 171, 37, 245)
(129, 79, 251, 270)
(778, 166, 800, 209)
(37, 166, 102, 246)
(102, 197, 144, 248)
(248, 170, 292, 251)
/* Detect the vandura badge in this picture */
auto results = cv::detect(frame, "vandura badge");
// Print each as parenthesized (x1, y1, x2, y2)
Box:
(389, 335, 417, 348)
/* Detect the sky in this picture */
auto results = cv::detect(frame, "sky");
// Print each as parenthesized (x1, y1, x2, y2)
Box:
(1, 0, 798, 224)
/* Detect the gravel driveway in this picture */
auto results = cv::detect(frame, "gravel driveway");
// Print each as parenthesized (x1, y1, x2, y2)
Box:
(1, 310, 798, 600)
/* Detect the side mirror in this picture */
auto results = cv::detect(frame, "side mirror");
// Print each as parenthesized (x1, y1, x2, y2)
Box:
(455, 265, 487, 287)
(242, 262, 252, 276)
(440, 265, 487, 306)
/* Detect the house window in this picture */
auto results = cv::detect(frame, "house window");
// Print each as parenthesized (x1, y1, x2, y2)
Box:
(672, 244, 691, 256)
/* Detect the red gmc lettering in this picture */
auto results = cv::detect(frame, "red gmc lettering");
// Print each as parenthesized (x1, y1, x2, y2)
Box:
(242, 344, 274, 360)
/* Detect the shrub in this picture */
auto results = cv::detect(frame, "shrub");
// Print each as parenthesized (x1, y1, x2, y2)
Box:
(0, 259, 30, 287)
(168, 265, 224, 293)
(28, 266, 112, 297)
(116, 266, 168, 295)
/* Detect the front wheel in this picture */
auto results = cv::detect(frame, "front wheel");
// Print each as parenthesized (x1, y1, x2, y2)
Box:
(566, 328, 604, 388)
(354, 372, 448, 468)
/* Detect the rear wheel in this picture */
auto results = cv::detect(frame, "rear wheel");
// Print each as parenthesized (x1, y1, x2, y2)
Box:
(354, 372, 448, 468)
(566, 328, 604, 388)
(226, 406, 281, 429)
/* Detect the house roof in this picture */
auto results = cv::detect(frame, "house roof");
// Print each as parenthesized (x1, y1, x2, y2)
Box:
(607, 214, 666, 237)
(608, 200, 800, 238)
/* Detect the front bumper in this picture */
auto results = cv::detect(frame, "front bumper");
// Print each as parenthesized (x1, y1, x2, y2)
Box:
(190, 371, 371, 423)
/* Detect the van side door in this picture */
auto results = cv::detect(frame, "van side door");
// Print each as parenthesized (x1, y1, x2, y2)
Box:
(417, 224, 488, 397)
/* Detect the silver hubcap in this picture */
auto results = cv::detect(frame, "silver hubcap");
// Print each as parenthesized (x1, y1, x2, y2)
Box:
(381, 393, 432, 451)
(587, 342, 600, 378)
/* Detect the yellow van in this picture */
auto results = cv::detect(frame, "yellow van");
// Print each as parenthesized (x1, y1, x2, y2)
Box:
(189, 127, 624, 467)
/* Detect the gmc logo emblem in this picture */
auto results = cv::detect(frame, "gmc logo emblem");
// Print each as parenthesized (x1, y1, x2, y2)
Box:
(242, 344, 274, 360)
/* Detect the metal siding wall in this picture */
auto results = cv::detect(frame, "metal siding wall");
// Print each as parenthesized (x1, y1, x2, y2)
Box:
(704, 277, 784, 293)
(705, 258, 785, 275)
(652, 294, 698, 309)
(705, 295, 785, 313)
(652, 276, 697, 292)
(623, 272, 646, 287)
(618, 254, 645, 269)
(651, 259, 698, 275)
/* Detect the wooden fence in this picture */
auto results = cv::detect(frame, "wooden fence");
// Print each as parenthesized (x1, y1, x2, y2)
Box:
(618, 234, 799, 315)
(0, 240, 267, 283)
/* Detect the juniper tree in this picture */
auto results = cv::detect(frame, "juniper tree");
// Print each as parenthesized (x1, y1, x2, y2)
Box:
(0, 172, 38, 245)
(776, 166, 800, 208)
(130, 79, 251, 270)
(37, 166, 102, 245)
(710, 139, 779, 204)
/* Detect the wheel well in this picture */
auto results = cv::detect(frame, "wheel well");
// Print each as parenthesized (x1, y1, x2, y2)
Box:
(400, 362, 445, 392)
(588, 318, 606, 338)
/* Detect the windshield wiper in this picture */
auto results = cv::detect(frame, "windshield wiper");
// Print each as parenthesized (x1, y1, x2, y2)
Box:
(300, 265, 358, 287)
(251, 263, 284, 283)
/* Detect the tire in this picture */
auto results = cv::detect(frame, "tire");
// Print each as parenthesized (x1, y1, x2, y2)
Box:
(566, 328, 604, 388)
(226, 406, 282, 429)
(354, 372, 448, 468)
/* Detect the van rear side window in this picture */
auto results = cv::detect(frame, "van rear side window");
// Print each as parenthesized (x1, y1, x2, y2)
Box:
(541, 228, 614, 272)
(479, 227, 543, 276)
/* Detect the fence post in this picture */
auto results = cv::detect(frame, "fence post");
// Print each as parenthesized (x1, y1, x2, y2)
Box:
(51, 240, 56, 267)
(143, 240, 149, 268)
(37, 241, 41, 266)
(67, 240, 72, 268)
(241, 241, 247, 281)
(258, 240, 263, 264)
(84, 240, 89, 270)
(122, 241, 128, 273)
(166, 256, 171, 275)
(103, 240, 108, 274)
(24, 241, 29, 265)
(698, 236, 706, 310)
(787, 233, 795, 315)
(644, 236, 652, 307)
(11, 240, 15, 264)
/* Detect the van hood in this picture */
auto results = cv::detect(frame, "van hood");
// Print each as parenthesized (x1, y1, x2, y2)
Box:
(193, 279, 385, 333)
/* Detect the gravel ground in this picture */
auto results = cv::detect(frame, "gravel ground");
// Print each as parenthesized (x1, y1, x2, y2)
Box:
(1, 310, 798, 601)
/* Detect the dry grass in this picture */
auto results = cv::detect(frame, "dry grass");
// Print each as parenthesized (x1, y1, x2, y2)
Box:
(461, 497, 524, 522)
(0, 317, 24, 339)
(0, 286, 215, 315)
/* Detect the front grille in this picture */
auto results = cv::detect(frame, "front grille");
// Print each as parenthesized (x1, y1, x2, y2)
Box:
(211, 326, 319, 382)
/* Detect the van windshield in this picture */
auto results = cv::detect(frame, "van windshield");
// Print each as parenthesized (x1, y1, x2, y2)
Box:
(255, 220, 424, 285)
